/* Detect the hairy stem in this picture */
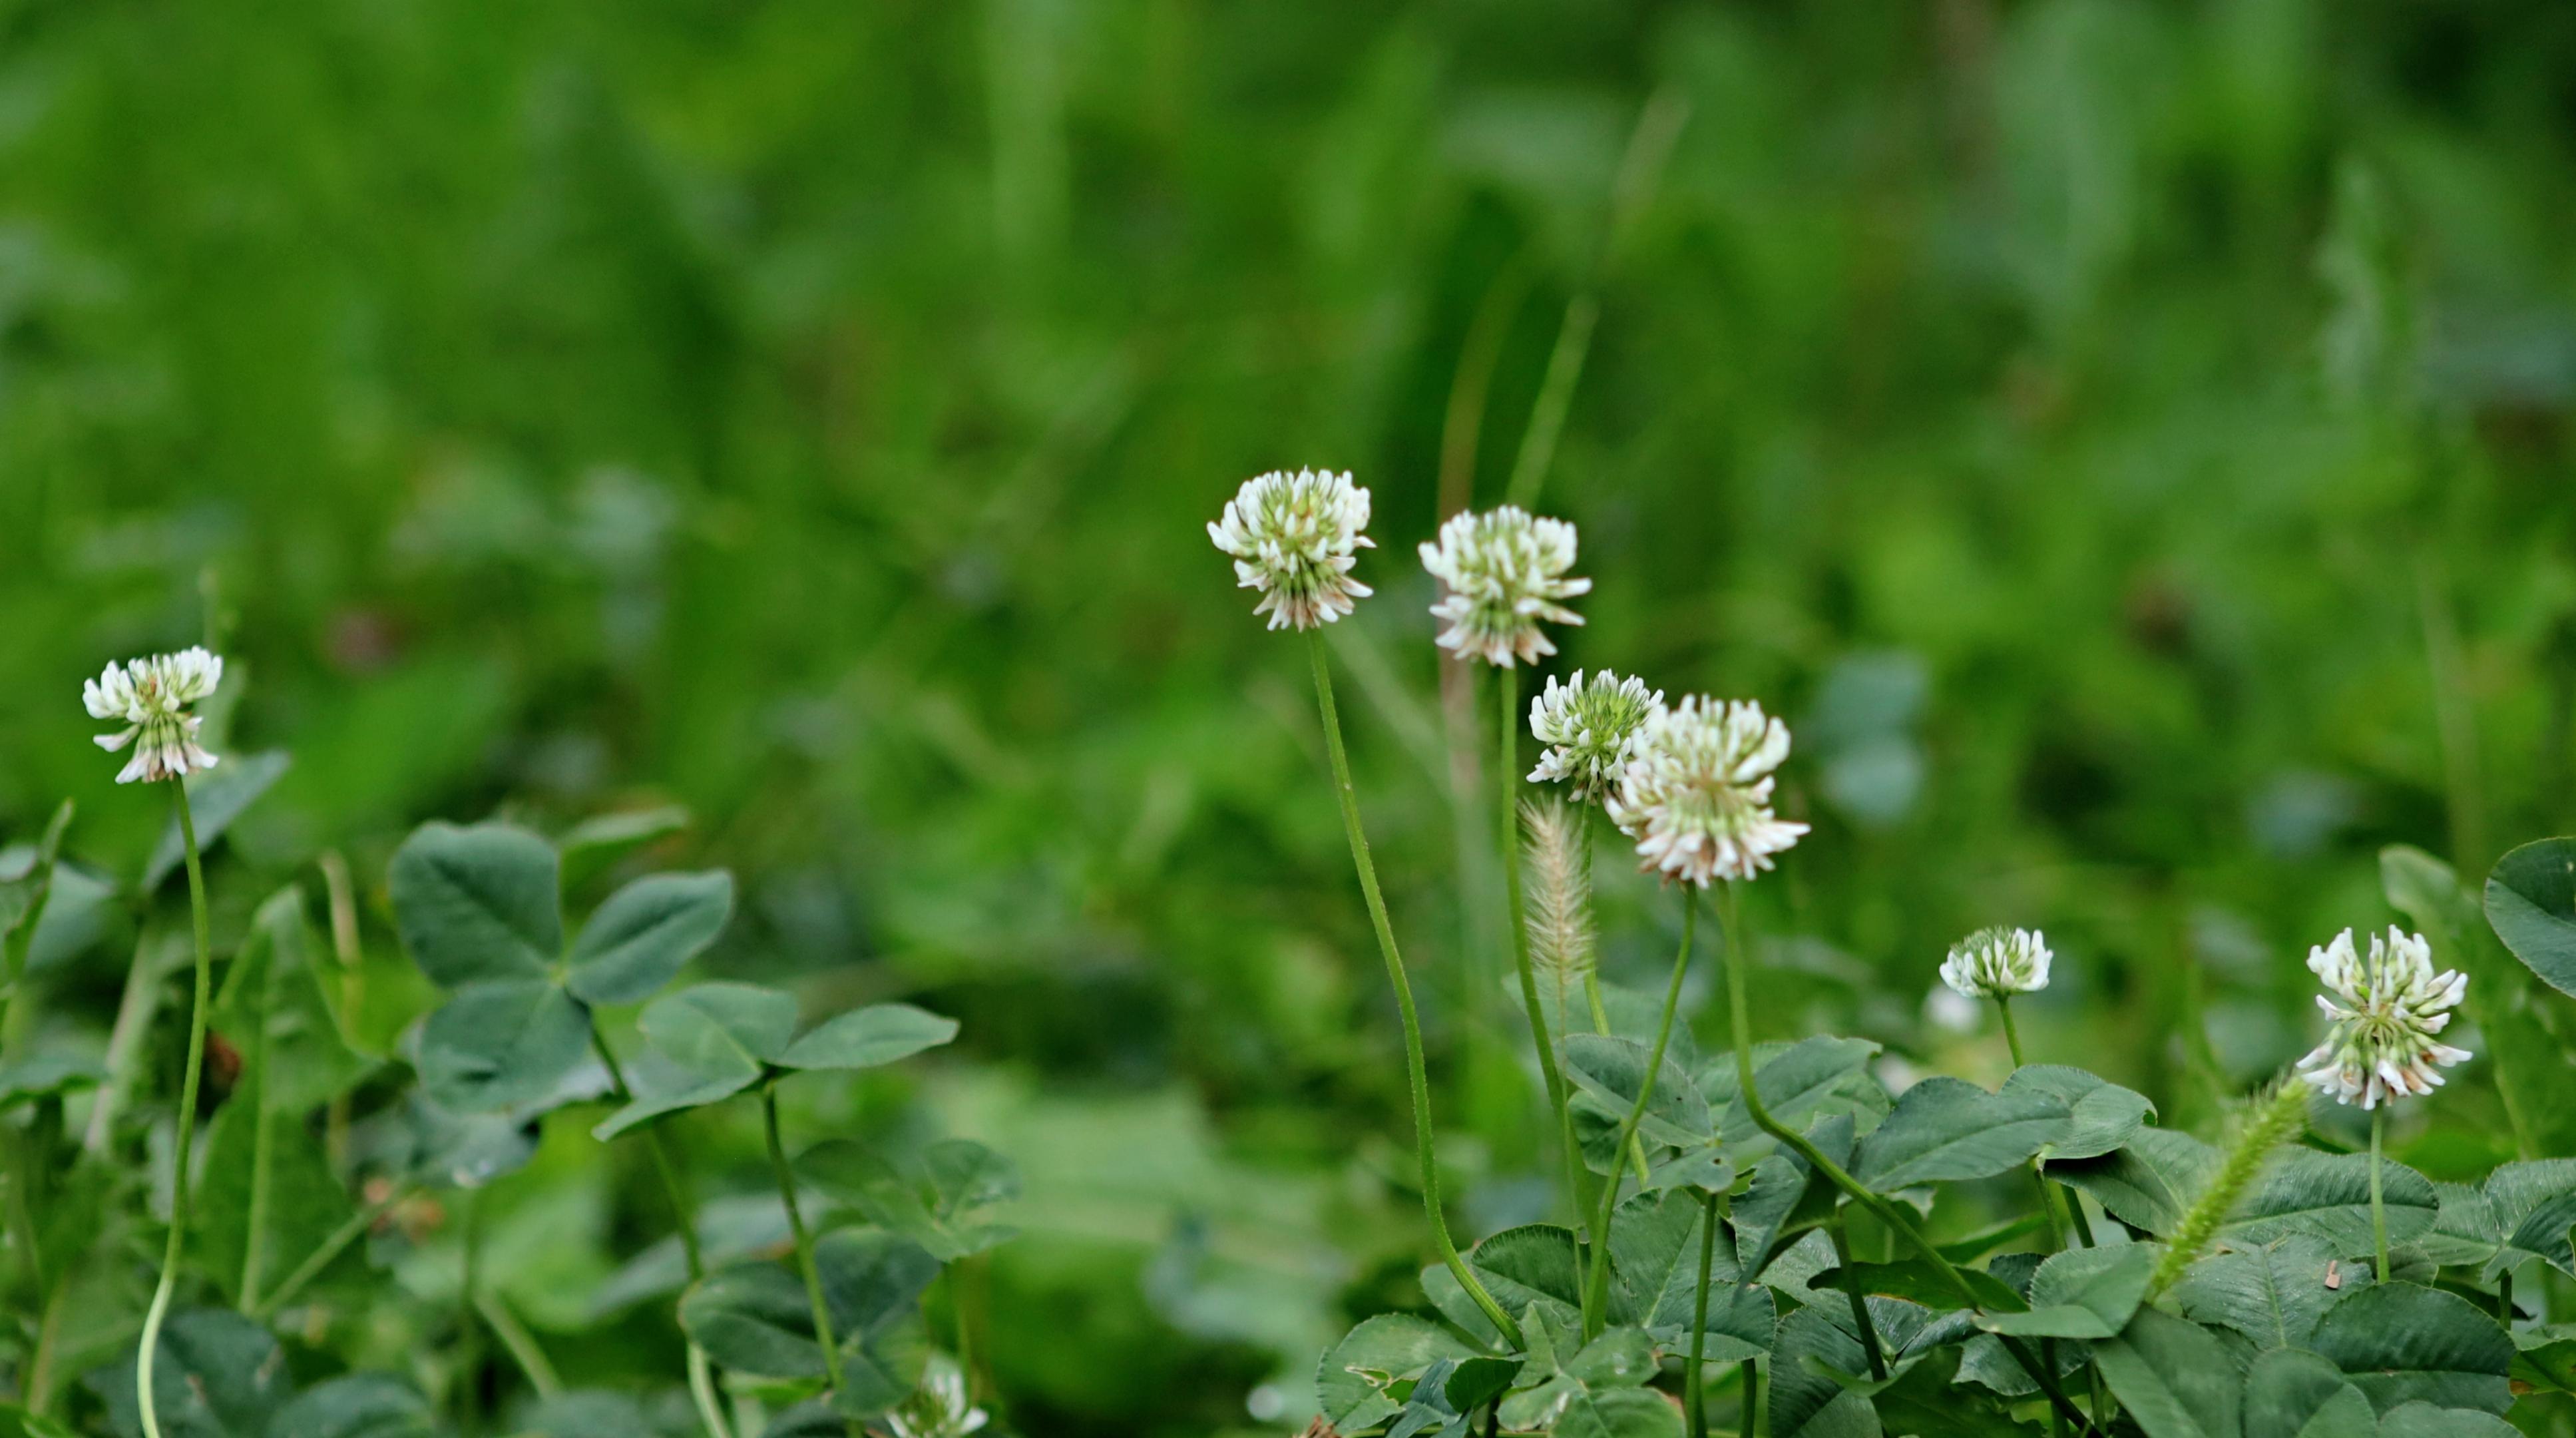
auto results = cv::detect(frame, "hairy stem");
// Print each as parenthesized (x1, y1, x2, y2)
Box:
(1309, 632, 1523, 1349)
(1581, 893, 1695, 1336)
(137, 784, 216, 1438)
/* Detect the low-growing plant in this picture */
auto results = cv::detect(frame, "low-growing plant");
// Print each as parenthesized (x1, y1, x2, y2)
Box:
(1214, 469, 2576, 1437)
(0, 652, 1014, 1437)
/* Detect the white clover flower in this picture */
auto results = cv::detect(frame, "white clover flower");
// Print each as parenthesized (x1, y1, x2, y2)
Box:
(1207, 469, 1375, 630)
(1940, 927, 2053, 999)
(886, 1354, 988, 1438)
(82, 647, 223, 784)
(1608, 696, 1808, 886)
(1528, 669, 1665, 804)
(1417, 506, 1590, 666)
(2294, 927, 2471, 1110)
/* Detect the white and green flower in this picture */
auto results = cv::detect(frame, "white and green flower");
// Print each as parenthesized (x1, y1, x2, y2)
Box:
(1207, 469, 1375, 631)
(887, 1354, 989, 1438)
(1418, 506, 1589, 666)
(83, 646, 223, 784)
(1528, 669, 1663, 804)
(1608, 696, 1807, 886)
(2294, 927, 2471, 1110)
(1940, 927, 2052, 999)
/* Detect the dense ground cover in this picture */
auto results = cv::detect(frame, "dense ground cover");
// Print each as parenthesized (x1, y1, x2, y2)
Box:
(3, 1, 2576, 1433)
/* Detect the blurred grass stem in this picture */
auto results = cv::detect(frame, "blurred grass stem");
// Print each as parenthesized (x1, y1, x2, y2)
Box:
(136, 783, 214, 1438)
(1308, 632, 1523, 1349)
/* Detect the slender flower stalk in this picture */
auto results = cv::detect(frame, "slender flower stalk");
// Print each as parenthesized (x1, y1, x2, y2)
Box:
(762, 1082, 858, 1438)
(1685, 1188, 1718, 1438)
(1579, 894, 1693, 1336)
(1309, 632, 1522, 1349)
(1827, 1214, 1887, 1381)
(1947, 927, 2078, 1251)
(2370, 1108, 2390, 1282)
(136, 786, 214, 1438)
(1497, 670, 1590, 1287)
(1720, 885, 2097, 1433)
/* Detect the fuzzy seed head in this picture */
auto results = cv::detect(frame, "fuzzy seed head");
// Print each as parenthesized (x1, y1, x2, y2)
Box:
(1941, 927, 2053, 999)
(82, 646, 223, 784)
(1528, 669, 1664, 804)
(1608, 696, 1807, 887)
(1418, 506, 1590, 666)
(1207, 469, 1375, 630)
(2294, 926, 2471, 1110)
(1520, 798, 1597, 984)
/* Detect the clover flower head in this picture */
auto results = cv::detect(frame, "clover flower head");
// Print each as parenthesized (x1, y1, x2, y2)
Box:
(82, 646, 223, 784)
(886, 1354, 989, 1438)
(1940, 927, 2053, 999)
(1417, 506, 1590, 666)
(1528, 669, 1665, 804)
(1608, 696, 1807, 886)
(1207, 469, 1375, 630)
(2294, 926, 2471, 1110)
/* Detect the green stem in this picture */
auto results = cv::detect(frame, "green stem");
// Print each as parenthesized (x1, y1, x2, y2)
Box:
(1828, 1214, 1887, 1381)
(238, 932, 278, 1313)
(456, 1188, 487, 1428)
(1585, 972, 1652, 1186)
(252, 1186, 409, 1319)
(763, 1082, 855, 1437)
(1687, 1189, 1717, 1438)
(2370, 1107, 2390, 1283)
(1309, 632, 1524, 1349)
(587, 1025, 731, 1438)
(1498, 668, 1592, 1258)
(1739, 1358, 1762, 1437)
(474, 1290, 562, 1399)
(1998, 997, 2074, 1252)
(1720, 886, 2096, 1434)
(1582, 892, 1695, 1335)
(136, 784, 216, 1438)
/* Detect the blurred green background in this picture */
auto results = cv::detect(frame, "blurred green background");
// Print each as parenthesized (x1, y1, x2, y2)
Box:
(5, 0, 2576, 1431)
